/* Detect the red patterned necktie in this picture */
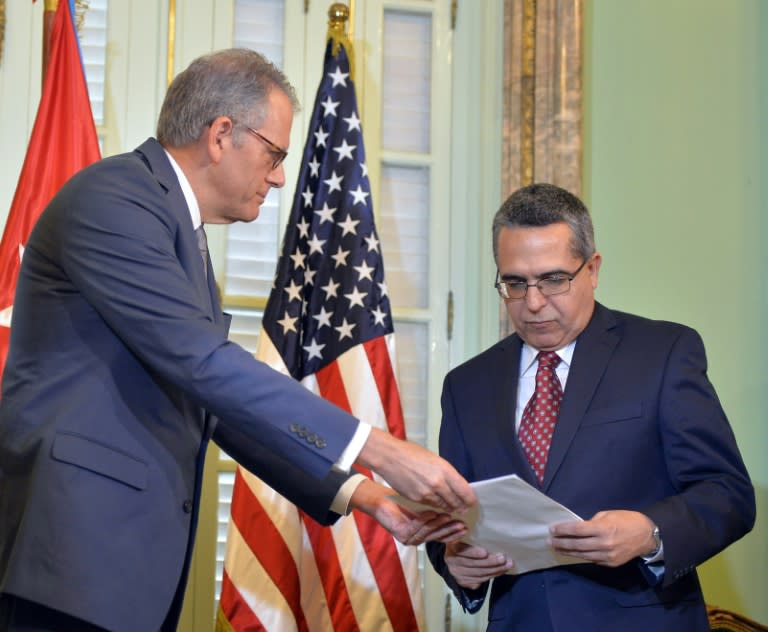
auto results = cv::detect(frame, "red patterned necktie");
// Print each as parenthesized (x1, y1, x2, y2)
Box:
(518, 351, 563, 483)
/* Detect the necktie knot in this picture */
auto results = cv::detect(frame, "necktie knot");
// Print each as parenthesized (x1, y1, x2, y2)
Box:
(537, 350, 560, 371)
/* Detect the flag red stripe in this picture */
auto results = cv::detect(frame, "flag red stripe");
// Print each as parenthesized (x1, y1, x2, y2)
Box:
(315, 358, 353, 412)
(363, 337, 407, 439)
(310, 362, 362, 631)
(219, 569, 267, 632)
(300, 514, 361, 632)
(316, 356, 419, 631)
(353, 511, 420, 631)
(229, 468, 308, 632)
(353, 342, 420, 630)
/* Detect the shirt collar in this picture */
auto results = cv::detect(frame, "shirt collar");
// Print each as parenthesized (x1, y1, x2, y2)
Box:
(164, 149, 202, 230)
(520, 339, 576, 376)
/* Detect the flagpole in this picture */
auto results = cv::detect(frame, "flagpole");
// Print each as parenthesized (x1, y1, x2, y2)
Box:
(42, 0, 59, 85)
(166, 0, 176, 86)
(348, 0, 355, 42)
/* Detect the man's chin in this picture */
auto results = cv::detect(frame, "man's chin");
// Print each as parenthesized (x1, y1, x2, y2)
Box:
(521, 327, 563, 351)
(239, 206, 262, 223)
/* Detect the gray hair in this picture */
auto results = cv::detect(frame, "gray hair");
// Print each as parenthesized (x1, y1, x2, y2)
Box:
(156, 48, 300, 147)
(492, 183, 595, 262)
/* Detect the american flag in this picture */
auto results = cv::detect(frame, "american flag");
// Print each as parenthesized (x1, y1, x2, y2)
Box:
(217, 38, 424, 632)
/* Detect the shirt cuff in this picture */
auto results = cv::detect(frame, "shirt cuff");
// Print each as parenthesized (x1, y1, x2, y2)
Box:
(642, 540, 665, 564)
(332, 421, 371, 473)
(330, 473, 368, 515)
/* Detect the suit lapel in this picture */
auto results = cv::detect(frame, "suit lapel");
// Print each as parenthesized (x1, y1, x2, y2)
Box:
(134, 139, 228, 439)
(206, 259, 229, 333)
(542, 303, 620, 490)
(135, 139, 221, 324)
(492, 335, 521, 450)
(490, 335, 543, 485)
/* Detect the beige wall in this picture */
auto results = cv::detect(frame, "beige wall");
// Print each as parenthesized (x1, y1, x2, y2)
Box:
(583, 0, 767, 622)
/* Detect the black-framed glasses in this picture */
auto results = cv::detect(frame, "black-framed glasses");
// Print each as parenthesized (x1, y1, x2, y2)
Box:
(243, 126, 288, 171)
(495, 258, 590, 300)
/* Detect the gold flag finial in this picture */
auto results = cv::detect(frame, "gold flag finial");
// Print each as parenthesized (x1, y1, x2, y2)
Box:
(327, 2, 354, 78)
(328, 2, 348, 26)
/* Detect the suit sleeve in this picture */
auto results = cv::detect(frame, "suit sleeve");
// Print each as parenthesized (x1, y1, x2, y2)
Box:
(642, 327, 755, 588)
(213, 423, 349, 526)
(425, 373, 490, 613)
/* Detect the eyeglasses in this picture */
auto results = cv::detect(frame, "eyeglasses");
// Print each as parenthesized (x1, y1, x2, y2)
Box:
(495, 258, 589, 300)
(243, 126, 288, 171)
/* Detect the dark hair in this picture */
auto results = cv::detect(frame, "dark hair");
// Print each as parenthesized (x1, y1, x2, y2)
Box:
(492, 183, 595, 262)
(156, 48, 300, 147)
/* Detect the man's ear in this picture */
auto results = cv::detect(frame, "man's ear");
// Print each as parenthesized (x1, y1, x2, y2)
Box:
(588, 252, 602, 289)
(205, 116, 235, 163)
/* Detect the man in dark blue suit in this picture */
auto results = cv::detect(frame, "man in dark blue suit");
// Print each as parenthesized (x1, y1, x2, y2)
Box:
(427, 183, 755, 631)
(0, 49, 474, 631)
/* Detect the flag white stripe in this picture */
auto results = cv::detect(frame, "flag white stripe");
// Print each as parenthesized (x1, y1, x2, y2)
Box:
(332, 515, 390, 631)
(238, 469, 303, 562)
(226, 467, 338, 632)
(336, 343, 389, 431)
(319, 342, 392, 629)
(336, 337, 422, 630)
(297, 526, 335, 632)
(380, 334, 425, 630)
(223, 520, 299, 632)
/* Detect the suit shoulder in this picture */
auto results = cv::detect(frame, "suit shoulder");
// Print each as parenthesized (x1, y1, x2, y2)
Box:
(32, 144, 183, 253)
(605, 306, 702, 344)
(63, 138, 170, 187)
(54, 149, 158, 207)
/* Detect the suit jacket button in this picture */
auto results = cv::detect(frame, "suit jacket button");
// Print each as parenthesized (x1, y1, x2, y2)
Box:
(315, 438, 327, 448)
(290, 423, 300, 433)
(307, 433, 317, 443)
(182, 499, 193, 513)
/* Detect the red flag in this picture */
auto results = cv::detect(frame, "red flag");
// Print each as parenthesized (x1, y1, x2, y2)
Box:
(217, 37, 424, 632)
(0, 0, 101, 381)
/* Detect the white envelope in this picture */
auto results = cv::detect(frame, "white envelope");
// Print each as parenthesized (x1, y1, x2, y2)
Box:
(395, 473, 587, 574)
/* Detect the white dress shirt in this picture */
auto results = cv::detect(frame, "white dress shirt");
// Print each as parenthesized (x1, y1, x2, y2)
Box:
(515, 341, 575, 432)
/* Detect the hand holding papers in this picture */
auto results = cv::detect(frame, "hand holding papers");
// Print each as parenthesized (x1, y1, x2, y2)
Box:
(396, 473, 587, 574)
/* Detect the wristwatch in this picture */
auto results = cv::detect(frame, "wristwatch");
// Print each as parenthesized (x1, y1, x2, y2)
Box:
(648, 525, 662, 557)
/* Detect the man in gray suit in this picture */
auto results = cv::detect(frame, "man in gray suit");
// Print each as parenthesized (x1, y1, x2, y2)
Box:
(0, 49, 474, 631)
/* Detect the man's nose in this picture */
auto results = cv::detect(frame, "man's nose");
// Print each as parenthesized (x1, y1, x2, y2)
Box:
(524, 285, 548, 311)
(268, 163, 286, 188)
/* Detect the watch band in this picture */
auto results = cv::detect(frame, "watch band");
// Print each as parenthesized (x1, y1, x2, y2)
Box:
(649, 525, 662, 556)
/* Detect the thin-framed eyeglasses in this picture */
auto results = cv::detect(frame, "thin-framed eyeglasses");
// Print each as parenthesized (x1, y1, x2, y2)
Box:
(495, 257, 590, 300)
(243, 126, 288, 171)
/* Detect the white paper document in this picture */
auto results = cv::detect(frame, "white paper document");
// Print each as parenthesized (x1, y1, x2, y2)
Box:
(396, 473, 587, 574)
